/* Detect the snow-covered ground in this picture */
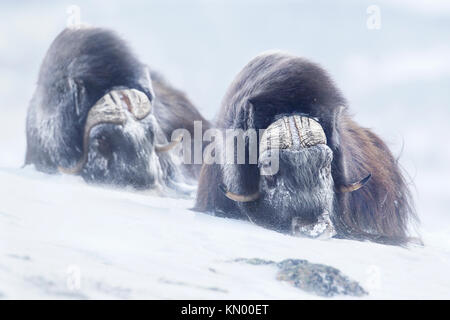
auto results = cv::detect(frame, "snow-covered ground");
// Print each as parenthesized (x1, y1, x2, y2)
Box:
(1, 1, 450, 299)
(1, 167, 449, 299)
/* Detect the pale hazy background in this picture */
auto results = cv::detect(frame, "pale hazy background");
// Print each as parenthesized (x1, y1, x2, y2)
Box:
(0, 0, 449, 234)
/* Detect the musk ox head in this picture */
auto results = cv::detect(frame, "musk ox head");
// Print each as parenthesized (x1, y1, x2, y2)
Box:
(58, 87, 180, 188)
(25, 28, 182, 190)
(195, 51, 415, 245)
(222, 115, 370, 239)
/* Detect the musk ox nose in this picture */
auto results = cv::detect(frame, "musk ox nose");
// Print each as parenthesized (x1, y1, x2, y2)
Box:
(291, 211, 336, 239)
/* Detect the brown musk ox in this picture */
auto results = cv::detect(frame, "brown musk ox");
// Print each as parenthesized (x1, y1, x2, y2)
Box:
(25, 27, 210, 192)
(194, 51, 417, 245)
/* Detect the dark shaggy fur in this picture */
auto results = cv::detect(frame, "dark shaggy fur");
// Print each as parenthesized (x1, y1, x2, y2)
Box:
(194, 52, 417, 245)
(25, 27, 209, 188)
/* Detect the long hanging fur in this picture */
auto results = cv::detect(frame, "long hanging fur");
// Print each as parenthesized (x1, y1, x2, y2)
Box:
(194, 51, 417, 245)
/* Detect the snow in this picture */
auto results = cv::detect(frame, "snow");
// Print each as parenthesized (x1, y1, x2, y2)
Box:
(1, 166, 449, 299)
(1, 1, 450, 299)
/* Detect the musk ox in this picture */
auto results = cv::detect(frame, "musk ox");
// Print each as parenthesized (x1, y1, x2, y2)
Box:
(195, 52, 417, 245)
(25, 27, 209, 191)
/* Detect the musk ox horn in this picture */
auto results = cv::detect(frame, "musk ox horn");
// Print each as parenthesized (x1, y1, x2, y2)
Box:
(154, 135, 183, 152)
(224, 191, 260, 202)
(338, 173, 372, 193)
(220, 185, 260, 202)
(259, 115, 327, 156)
(109, 89, 152, 120)
(58, 89, 152, 174)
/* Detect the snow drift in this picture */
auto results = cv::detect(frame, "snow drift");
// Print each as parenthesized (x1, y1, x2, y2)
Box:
(1, 167, 449, 299)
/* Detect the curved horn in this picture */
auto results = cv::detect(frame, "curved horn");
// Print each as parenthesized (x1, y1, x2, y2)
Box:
(110, 89, 152, 120)
(224, 190, 260, 203)
(154, 135, 183, 152)
(338, 173, 372, 193)
(259, 116, 293, 156)
(259, 115, 326, 156)
(293, 115, 327, 148)
(220, 184, 260, 202)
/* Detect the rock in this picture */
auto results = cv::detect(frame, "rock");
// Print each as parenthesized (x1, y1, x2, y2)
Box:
(234, 258, 367, 297)
(233, 258, 276, 265)
(276, 259, 367, 297)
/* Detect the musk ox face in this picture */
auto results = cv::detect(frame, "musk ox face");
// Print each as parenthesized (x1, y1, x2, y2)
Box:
(25, 28, 183, 190)
(225, 115, 337, 238)
(223, 114, 371, 238)
(259, 117, 335, 237)
(61, 87, 168, 189)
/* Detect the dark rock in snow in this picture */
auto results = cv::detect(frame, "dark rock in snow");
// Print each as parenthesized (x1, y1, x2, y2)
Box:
(234, 258, 367, 297)
(276, 259, 367, 297)
(233, 258, 276, 266)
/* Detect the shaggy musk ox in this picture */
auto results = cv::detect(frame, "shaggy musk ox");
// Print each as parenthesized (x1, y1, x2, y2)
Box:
(25, 27, 209, 190)
(195, 52, 417, 245)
